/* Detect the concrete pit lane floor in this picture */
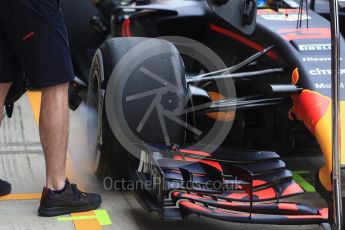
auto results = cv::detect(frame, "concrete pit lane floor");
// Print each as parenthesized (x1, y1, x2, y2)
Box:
(0, 91, 327, 230)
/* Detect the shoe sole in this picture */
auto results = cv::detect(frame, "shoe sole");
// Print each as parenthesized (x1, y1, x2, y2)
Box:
(0, 187, 12, 197)
(38, 200, 102, 217)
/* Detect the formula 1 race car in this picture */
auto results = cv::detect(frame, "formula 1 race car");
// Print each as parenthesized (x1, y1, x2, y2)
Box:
(63, 0, 345, 228)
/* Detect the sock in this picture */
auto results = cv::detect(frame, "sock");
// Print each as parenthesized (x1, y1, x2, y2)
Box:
(52, 180, 68, 194)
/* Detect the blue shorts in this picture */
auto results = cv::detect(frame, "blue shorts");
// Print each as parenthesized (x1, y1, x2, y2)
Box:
(0, 0, 74, 88)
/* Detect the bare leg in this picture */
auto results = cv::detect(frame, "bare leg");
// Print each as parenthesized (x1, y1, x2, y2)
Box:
(0, 83, 12, 126)
(40, 83, 69, 190)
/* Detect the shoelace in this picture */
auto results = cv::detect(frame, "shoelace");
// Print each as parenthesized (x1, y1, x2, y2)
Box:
(71, 184, 87, 200)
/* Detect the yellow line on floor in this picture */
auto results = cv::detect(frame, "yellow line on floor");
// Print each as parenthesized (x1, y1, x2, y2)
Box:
(0, 193, 41, 201)
(26, 91, 103, 230)
(26, 91, 42, 124)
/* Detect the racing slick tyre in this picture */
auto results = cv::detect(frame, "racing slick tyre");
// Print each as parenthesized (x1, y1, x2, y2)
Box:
(87, 49, 117, 179)
(87, 37, 188, 181)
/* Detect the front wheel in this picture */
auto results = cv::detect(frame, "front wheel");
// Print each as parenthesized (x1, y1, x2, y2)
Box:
(87, 37, 188, 180)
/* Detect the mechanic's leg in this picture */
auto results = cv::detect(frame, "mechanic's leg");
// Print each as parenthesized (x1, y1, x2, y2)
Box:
(40, 83, 69, 190)
(0, 83, 12, 126)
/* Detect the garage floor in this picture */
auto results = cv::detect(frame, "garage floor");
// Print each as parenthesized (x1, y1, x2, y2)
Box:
(0, 92, 326, 230)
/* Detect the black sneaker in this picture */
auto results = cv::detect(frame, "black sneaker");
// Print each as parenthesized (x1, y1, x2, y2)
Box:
(38, 179, 102, 217)
(0, 179, 11, 196)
